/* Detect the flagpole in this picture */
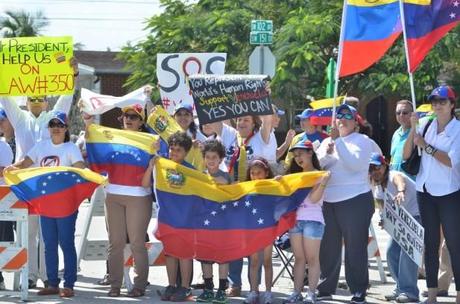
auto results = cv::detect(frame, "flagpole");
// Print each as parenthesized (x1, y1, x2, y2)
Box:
(398, 0, 417, 110)
(332, 0, 348, 126)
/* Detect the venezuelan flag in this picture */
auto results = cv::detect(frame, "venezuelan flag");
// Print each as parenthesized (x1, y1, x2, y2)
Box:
(339, 0, 403, 77)
(86, 124, 158, 187)
(4, 167, 106, 218)
(154, 158, 325, 262)
(404, 0, 459, 72)
(416, 103, 433, 118)
(309, 96, 345, 125)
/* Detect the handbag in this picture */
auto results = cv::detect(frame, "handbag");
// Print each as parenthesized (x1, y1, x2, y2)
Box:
(401, 119, 433, 175)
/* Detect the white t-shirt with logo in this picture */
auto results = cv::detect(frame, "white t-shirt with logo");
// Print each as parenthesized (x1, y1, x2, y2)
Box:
(27, 140, 83, 167)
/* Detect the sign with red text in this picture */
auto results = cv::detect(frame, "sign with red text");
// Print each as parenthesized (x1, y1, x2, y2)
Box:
(0, 36, 74, 97)
(188, 74, 273, 124)
(156, 53, 226, 114)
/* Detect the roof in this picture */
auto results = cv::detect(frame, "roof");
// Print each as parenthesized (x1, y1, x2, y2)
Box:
(74, 50, 131, 75)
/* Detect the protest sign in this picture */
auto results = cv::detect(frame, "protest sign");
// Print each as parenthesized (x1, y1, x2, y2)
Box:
(188, 74, 273, 124)
(156, 53, 226, 114)
(0, 36, 74, 97)
(383, 192, 424, 267)
(80, 87, 148, 115)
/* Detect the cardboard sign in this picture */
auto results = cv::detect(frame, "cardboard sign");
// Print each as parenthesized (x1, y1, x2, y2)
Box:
(156, 53, 226, 114)
(188, 74, 273, 124)
(383, 192, 424, 267)
(0, 36, 74, 97)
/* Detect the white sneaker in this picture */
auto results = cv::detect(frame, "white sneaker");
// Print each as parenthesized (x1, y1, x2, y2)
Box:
(262, 291, 273, 304)
(244, 291, 259, 304)
(304, 291, 317, 304)
(284, 292, 303, 304)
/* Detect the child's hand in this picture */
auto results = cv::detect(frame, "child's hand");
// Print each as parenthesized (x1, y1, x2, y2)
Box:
(321, 171, 331, 184)
(152, 139, 161, 152)
(148, 155, 159, 168)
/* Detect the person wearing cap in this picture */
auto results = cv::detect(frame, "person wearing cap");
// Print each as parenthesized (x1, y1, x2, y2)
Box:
(83, 104, 152, 297)
(285, 108, 328, 168)
(403, 85, 460, 304)
(283, 139, 330, 304)
(390, 100, 415, 177)
(4, 111, 84, 298)
(315, 103, 382, 304)
(368, 153, 420, 303)
(0, 58, 79, 289)
(173, 103, 207, 142)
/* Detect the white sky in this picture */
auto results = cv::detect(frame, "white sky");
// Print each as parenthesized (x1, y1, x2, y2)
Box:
(0, 0, 163, 51)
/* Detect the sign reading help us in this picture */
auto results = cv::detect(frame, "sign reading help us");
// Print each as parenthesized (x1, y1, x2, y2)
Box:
(156, 53, 226, 114)
(383, 192, 424, 267)
(188, 74, 273, 124)
(0, 36, 74, 97)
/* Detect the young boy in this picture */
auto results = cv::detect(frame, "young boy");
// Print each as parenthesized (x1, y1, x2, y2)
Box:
(196, 139, 232, 304)
(142, 131, 194, 302)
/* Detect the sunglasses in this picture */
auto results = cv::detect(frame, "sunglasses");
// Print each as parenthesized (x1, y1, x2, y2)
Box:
(48, 121, 66, 128)
(431, 98, 449, 106)
(123, 113, 141, 120)
(336, 113, 354, 120)
(29, 98, 45, 103)
(396, 111, 410, 116)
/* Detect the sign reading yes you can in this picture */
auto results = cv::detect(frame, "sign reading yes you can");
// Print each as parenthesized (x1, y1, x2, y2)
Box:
(188, 74, 273, 124)
(0, 36, 74, 96)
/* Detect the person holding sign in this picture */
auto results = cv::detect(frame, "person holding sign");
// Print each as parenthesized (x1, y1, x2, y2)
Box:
(368, 153, 420, 303)
(0, 57, 78, 289)
(403, 85, 460, 304)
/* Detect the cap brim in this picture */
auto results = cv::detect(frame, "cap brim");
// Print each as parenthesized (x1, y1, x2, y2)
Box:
(369, 160, 382, 166)
(277, 110, 285, 116)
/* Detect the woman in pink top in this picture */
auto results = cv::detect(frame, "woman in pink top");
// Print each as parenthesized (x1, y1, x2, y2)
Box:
(283, 139, 330, 304)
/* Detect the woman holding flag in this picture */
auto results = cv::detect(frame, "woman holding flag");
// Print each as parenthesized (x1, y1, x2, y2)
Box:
(4, 111, 85, 298)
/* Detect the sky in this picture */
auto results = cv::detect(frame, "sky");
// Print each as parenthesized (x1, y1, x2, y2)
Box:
(0, 0, 163, 51)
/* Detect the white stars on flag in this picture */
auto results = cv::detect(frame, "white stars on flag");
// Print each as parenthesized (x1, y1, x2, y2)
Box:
(211, 211, 217, 216)
(245, 200, 251, 207)
(221, 204, 227, 210)
(204, 219, 210, 226)
(233, 201, 239, 207)
(257, 218, 264, 225)
(450, 12, 456, 19)
(252, 208, 257, 215)
(453, 1, 459, 8)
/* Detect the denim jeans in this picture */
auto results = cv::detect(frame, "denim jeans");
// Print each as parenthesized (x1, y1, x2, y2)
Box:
(228, 257, 262, 287)
(40, 211, 78, 288)
(386, 216, 420, 300)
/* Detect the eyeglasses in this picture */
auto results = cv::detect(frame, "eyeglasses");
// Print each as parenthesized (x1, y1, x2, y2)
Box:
(431, 98, 449, 106)
(29, 98, 45, 103)
(396, 111, 410, 116)
(336, 113, 354, 120)
(48, 121, 66, 128)
(123, 113, 141, 120)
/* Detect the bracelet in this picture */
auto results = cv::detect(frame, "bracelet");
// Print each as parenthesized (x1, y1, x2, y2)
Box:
(397, 190, 405, 193)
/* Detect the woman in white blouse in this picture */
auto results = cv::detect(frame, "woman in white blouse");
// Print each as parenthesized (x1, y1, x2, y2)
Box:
(403, 85, 460, 304)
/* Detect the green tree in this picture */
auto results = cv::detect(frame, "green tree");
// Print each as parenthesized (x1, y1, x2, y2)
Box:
(0, 10, 49, 37)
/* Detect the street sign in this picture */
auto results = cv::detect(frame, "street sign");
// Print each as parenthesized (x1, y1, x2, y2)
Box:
(251, 20, 273, 32)
(249, 46, 276, 78)
(250, 32, 273, 45)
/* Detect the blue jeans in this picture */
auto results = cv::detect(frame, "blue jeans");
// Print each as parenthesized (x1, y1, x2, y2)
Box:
(228, 258, 262, 288)
(386, 215, 420, 300)
(40, 211, 78, 289)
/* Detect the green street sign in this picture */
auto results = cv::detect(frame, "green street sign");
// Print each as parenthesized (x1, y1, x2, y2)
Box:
(251, 20, 273, 32)
(250, 32, 273, 45)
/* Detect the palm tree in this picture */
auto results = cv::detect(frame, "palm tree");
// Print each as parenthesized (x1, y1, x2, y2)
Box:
(0, 10, 49, 37)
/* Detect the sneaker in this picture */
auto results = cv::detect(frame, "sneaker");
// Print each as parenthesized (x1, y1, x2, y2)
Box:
(0, 281, 5, 291)
(244, 291, 259, 304)
(421, 290, 448, 297)
(262, 291, 273, 304)
(396, 293, 419, 303)
(197, 289, 214, 302)
(316, 291, 333, 301)
(350, 292, 366, 304)
(213, 289, 227, 304)
(161, 285, 177, 301)
(283, 292, 303, 304)
(171, 287, 193, 302)
(97, 274, 110, 286)
(304, 291, 317, 304)
(28, 279, 37, 289)
(385, 291, 400, 301)
(226, 286, 241, 297)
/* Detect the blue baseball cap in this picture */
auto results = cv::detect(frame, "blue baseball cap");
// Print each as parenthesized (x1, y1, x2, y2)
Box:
(174, 103, 193, 115)
(296, 109, 314, 120)
(272, 104, 285, 116)
(0, 109, 7, 120)
(428, 85, 456, 101)
(48, 111, 68, 125)
(369, 152, 386, 166)
(289, 139, 314, 152)
(336, 104, 358, 118)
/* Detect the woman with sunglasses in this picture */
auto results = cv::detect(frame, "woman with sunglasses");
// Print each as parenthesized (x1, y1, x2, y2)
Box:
(83, 104, 152, 298)
(403, 85, 460, 304)
(5, 111, 85, 298)
(315, 104, 381, 304)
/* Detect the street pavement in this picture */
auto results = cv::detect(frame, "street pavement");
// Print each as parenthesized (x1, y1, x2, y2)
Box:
(0, 202, 457, 303)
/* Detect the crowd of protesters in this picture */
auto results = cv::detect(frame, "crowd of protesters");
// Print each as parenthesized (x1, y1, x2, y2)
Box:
(0, 67, 459, 304)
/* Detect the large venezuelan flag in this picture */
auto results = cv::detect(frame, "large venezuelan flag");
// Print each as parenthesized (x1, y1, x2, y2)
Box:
(154, 158, 325, 262)
(404, 0, 459, 72)
(4, 167, 106, 218)
(86, 124, 158, 186)
(338, 0, 403, 77)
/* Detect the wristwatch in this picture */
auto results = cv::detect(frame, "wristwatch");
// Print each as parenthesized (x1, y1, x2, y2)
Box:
(424, 144, 436, 156)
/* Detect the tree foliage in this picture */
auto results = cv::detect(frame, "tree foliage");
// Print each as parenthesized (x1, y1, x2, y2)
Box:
(120, 0, 460, 113)
(0, 10, 49, 38)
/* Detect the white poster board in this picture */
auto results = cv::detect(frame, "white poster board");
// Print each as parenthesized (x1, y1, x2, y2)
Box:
(156, 53, 226, 114)
(383, 192, 424, 267)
